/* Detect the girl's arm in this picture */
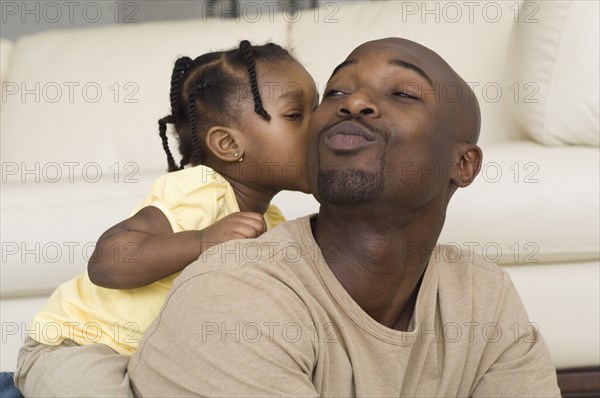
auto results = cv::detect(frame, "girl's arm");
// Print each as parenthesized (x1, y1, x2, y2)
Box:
(87, 206, 266, 289)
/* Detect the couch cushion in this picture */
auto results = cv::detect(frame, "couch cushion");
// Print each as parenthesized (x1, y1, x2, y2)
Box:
(0, 170, 163, 297)
(440, 141, 599, 264)
(509, 1, 600, 146)
(0, 17, 289, 180)
(289, 0, 524, 145)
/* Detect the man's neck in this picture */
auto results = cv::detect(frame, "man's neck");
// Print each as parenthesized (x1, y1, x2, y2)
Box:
(312, 204, 445, 331)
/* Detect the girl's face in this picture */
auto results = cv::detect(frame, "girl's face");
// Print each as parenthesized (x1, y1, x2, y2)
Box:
(237, 59, 318, 194)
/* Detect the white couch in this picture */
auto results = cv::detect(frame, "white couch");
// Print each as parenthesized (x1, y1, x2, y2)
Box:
(1, 0, 598, 380)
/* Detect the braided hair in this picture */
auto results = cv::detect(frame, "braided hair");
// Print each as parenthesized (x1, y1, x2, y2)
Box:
(158, 40, 292, 172)
(240, 40, 271, 121)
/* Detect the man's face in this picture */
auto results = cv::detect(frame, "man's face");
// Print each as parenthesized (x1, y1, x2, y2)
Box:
(307, 39, 461, 209)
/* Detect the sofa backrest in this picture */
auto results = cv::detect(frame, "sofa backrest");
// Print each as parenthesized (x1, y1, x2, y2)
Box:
(2, 1, 598, 182)
(0, 17, 289, 180)
(509, 0, 599, 146)
(0, 0, 527, 184)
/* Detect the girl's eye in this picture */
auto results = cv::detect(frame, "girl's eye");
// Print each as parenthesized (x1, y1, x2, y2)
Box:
(285, 113, 302, 120)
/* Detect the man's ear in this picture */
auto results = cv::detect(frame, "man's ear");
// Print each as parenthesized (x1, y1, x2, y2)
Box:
(452, 144, 482, 188)
(204, 126, 244, 162)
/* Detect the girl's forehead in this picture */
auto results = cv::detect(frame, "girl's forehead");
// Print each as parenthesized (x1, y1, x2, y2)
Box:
(257, 61, 316, 95)
(258, 59, 311, 79)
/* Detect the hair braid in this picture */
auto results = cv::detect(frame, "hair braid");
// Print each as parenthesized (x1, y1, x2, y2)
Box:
(239, 40, 271, 121)
(179, 153, 191, 170)
(158, 115, 179, 172)
(170, 56, 193, 120)
(157, 57, 193, 172)
(187, 85, 205, 162)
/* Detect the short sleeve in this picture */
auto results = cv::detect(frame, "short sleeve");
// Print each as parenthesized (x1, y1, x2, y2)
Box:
(130, 166, 240, 233)
(128, 267, 319, 397)
(471, 272, 561, 397)
(265, 204, 286, 229)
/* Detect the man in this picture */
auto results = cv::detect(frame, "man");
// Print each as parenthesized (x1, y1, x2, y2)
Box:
(128, 38, 561, 397)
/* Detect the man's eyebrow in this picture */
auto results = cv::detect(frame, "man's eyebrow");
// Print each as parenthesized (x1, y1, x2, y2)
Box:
(390, 59, 433, 88)
(329, 59, 357, 79)
(329, 58, 433, 88)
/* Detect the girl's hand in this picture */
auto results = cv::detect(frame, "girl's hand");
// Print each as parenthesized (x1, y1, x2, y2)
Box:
(201, 212, 267, 249)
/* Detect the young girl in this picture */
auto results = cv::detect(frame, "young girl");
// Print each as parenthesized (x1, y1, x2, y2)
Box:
(13, 40, 318, 397)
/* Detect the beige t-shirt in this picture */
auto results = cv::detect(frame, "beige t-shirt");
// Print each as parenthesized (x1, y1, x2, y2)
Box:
(129, 216, 561, 397)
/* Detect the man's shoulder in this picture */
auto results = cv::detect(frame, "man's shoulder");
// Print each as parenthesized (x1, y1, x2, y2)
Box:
(174, 217, 315, 292)
(200, 217, 309, 265)
(434, 243, 507, 278)
(432, 244, 510, 307)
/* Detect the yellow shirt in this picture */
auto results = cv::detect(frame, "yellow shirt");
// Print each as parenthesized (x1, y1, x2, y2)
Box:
(28, 166, 285, 355)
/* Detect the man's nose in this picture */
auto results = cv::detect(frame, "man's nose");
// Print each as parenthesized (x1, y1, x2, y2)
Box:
(337, 90, 380, 118)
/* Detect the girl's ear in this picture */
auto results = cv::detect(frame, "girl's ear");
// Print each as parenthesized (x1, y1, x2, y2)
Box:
(204, 126, 244, 162)
(450, 143, 483, 188)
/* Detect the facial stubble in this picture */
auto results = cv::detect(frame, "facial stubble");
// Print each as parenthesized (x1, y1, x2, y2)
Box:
(316, 148, 386, 207)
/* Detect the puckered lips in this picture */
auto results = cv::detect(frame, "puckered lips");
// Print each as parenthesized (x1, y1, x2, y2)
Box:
(322, 120, 377, 153)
